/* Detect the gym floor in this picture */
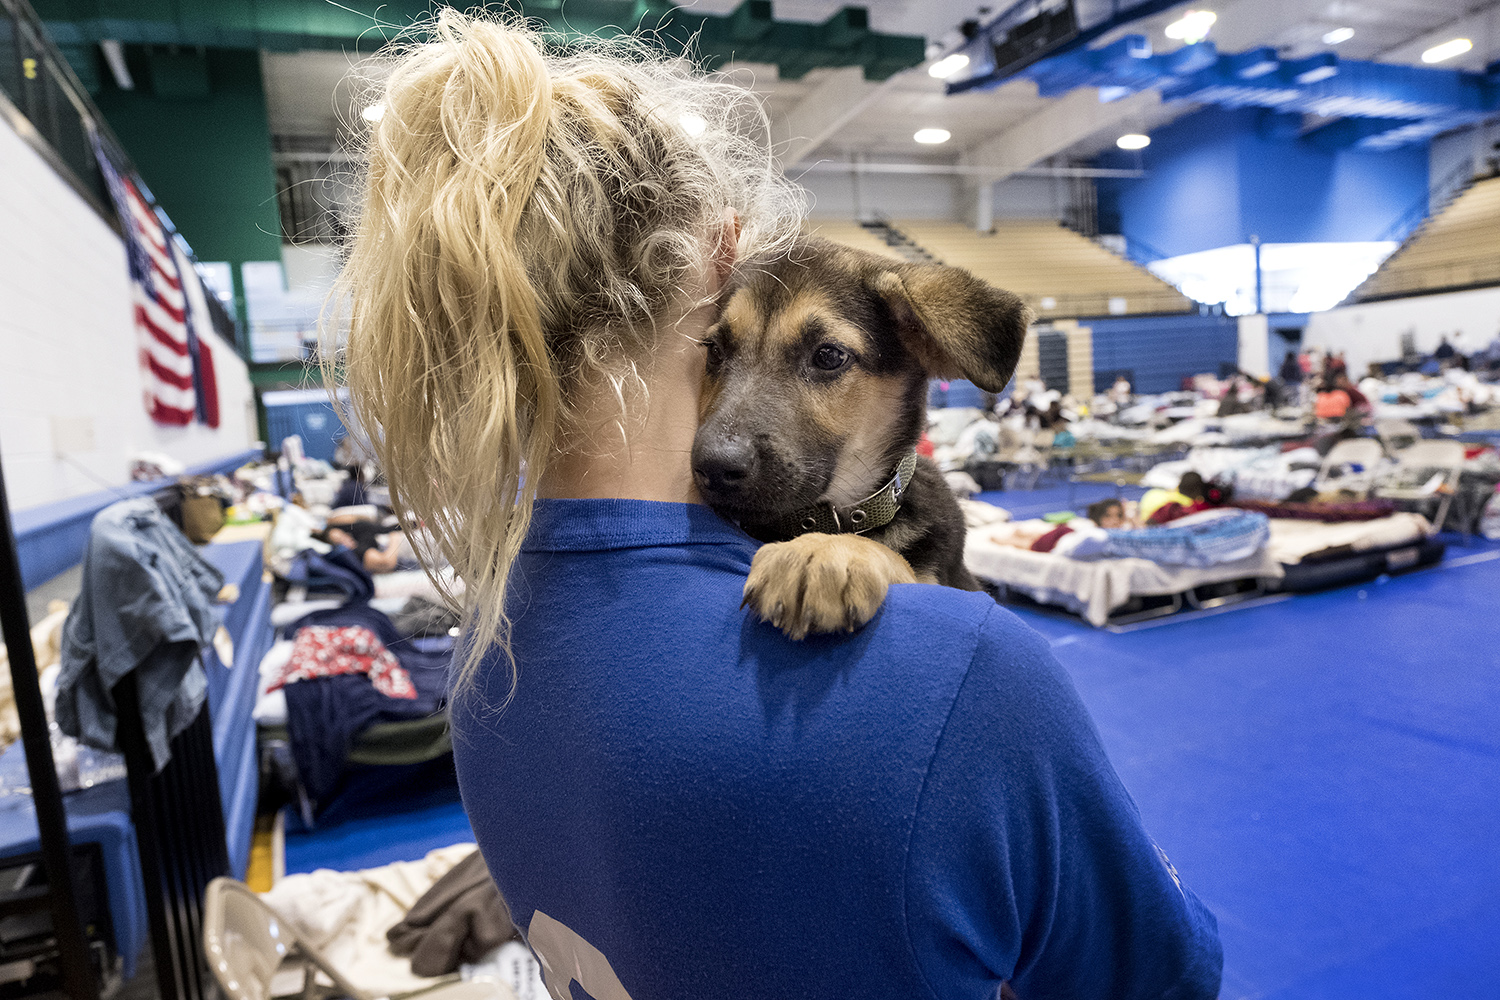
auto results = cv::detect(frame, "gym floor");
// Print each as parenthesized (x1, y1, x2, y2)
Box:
(285, 485, 1500, 999)
(992, 487, 1500, 999)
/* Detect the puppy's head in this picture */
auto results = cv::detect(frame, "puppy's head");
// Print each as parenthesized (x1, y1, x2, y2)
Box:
(692, 236, 1030, 528)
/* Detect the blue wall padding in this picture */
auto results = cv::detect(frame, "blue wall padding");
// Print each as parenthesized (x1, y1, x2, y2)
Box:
(198, 541, 275, 881)
(929, 379, 990, 409)
(1098, 107, 1429, 258)
(12, 448, 263, 591)
(265, 399, 344, 462)
(1087, 313, 1240, 394)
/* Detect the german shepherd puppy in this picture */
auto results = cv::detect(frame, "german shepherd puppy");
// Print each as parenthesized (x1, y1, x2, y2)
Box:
(692, 236, 1031, 639)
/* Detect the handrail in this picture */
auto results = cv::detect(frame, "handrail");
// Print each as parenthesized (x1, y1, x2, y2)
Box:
(1377, 156, 1478, 245)
(0, 0, 241, 350)
(1115, 231, 1176, 266)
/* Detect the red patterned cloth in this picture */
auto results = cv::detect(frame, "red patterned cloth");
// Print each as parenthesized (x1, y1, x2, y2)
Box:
(271, 626, 417, 700)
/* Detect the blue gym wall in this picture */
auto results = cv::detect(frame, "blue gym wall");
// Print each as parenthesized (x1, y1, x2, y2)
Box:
(1087, 313, 1240, 394)
(264, 395, 344, 461)
(1098, 107, 1429, 259)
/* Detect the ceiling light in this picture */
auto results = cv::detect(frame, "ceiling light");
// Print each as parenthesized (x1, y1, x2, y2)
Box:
(928, 53, 971, 79)
(1322, 27, 1354, 45)
(361, 103, 385, 123)
(1421, 37, 1472, 64)
(914, 128, 951, 144)
(1164, 10, 1216, 45)
(679, 112, 707, 137)
(1116, 133, 1150, 150)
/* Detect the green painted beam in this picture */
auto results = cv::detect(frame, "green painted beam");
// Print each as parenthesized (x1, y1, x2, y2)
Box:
(249, 362, 322, 390)
(33, 0, 924, 81)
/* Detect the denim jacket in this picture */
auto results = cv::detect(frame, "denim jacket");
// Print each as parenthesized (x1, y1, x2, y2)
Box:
(58, 498, 223, 770)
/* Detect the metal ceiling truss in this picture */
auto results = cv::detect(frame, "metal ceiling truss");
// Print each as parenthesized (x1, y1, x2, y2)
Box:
(941, 0, 1500, 150)
(1009, 36, 1500, 149)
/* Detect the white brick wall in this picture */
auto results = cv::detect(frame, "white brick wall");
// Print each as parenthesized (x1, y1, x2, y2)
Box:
(1304, 285, 1500, 379)
(0, 114, 257, 513)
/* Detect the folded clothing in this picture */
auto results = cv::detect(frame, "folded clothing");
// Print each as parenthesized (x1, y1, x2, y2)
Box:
(390, 596, 462, 639)
(254, 641, 294, 726)
(387, 849, 518, 977)
(286, 547, 375, 602)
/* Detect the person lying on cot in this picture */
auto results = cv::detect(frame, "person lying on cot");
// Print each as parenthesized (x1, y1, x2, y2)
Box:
(320, 522, 421, 574)
(1139, 472, 1211, 525)
(986, 498, 1133, 553)
(1088, 498, 1131, 529)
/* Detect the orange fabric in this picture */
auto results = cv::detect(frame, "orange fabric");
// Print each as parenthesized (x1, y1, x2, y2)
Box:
(1314, 390, 1351, 419)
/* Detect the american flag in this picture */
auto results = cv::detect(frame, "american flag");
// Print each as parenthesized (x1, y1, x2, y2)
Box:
(92, 132, 217, 426)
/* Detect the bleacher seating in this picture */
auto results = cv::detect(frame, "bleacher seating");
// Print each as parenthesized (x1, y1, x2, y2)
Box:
(805, 219, 909, 261)
(1350, 174, 1500, 302)
(890, 220, 1195, 318)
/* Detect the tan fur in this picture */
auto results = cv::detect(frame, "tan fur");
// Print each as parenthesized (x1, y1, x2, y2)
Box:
(870, 269, 1031, 392)
(742, 533, 917, 640)
(698, 235, 1030, 640)
(824, 374, 911, 506)
(713, 283, 908, 505)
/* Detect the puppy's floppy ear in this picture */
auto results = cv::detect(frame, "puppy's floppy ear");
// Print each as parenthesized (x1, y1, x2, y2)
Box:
(869, 264, 1031, 393)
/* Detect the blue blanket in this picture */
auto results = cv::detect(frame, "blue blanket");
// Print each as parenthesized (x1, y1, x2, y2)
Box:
(1100, 509, 1270, 567)
(285, 547, 374, 602)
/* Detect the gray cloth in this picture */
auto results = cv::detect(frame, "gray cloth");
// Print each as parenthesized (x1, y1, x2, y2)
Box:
(387, 850, 517, 976)
(58, 498, 224, 771)
(390, 596, 461, 638)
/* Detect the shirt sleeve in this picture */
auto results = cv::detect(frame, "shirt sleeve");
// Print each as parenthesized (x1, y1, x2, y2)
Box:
(904, 607, 1222, 1000)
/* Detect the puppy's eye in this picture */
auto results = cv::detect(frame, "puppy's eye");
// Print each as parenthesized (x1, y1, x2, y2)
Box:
(702, 337, 724, 370)
(812, 344, 850, 372)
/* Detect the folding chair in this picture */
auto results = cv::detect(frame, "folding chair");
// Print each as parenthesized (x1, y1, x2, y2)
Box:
(1313, 438, 1386, 498)
(1375, 419, 1421, 457)
(1374, 439, 1467, 532)
(202, 878, 512, 1000)
(1010, 429, 1056, 490)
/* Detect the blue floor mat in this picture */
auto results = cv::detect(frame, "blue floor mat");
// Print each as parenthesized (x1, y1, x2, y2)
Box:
(974, 482, 1146, 520)
(284, 796, 475, 874)
(1004, 537, 1500, 999)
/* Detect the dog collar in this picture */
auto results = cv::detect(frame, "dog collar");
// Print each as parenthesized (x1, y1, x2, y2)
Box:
(754, 451, 920, 541)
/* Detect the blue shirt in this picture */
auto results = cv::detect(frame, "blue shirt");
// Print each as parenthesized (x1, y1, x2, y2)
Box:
(453, 500, 1221, 1000)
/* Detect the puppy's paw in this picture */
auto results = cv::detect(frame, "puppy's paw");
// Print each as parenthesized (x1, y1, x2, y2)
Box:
(742, 533, 917, 640)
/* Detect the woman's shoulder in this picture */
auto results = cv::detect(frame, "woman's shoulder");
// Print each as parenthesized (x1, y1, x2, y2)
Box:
(875, 585, 1057, 679)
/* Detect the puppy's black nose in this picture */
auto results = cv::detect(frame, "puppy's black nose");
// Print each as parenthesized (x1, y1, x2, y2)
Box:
(693, 438, 757, 495)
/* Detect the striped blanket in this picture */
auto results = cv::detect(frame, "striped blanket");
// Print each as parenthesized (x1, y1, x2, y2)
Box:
(1097, 509, 1271, 567)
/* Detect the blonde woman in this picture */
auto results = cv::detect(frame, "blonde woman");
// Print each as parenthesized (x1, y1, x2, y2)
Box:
(337, 12, 1220, 1000)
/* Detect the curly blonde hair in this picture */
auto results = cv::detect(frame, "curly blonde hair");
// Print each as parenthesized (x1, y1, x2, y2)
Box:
(329, 9, 803, 689)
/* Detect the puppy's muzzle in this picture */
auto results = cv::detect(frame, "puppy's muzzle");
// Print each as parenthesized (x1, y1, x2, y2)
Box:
(692, 435, 759, 500)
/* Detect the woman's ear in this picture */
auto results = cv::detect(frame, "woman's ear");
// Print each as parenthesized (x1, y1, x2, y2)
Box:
(711, 207, 741, 294)
(869, 263, 1031, 393)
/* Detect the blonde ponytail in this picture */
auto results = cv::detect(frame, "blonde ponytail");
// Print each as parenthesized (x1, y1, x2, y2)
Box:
(331, 10, 803, 691)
